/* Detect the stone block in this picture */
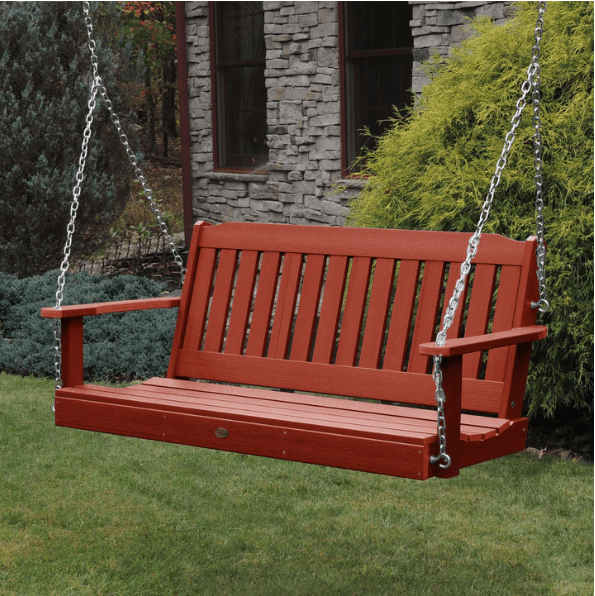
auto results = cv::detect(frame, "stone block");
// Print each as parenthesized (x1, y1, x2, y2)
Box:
(268, 211, 289, 223)
(264, 23, 300, 35)
(320, 36, 339, 48)
(321, 200, 349, 217)
(317, 46, 338, 68)
(299, 12, 318, 27)
(288, 170, 304, 181)
(414, 34, 447, 48)
(308, 113, 340, 127)
(318, 8, 336, 23)
(269, 58, 290, 69)
(412, 47, 431, 62)
(319, 159, 341, 171)
(249, 182, 279, 200)
(293, 2, 320, 15)
(310, 22, 338, 39)
(268, 86, 286, 101)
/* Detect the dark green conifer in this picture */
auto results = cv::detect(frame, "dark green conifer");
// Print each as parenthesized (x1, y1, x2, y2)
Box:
(0, 2, 130, 277)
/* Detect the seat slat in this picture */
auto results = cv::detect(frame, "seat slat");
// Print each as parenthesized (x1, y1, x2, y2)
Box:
(290, 254, 326, 362)
(359, 258, 396, 369)
(225, 250, 260, 355)
(383, 260, 421, 371)
(311, 255, 349, 364)
(245, 252, 281, 357)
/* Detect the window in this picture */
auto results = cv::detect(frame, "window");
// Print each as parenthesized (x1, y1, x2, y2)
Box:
(341, 2, 414, 172)
(212, 2, 268, 170)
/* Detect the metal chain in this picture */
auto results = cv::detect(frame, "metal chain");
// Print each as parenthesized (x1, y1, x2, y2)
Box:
(53, 70, 100, 392)
(530, 6, 549, 313)
(430, 1, 547, 469)
(52, 2, 186, 394)
(82, 2, 185, 280)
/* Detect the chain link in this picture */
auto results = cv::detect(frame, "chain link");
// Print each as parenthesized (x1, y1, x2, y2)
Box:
(52, 2, 186, 395)
(430, 1, 547, 469)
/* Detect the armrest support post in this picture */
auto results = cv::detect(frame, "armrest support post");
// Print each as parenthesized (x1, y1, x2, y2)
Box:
(436, 354, 462, 479)
(61, 317, 84, 388)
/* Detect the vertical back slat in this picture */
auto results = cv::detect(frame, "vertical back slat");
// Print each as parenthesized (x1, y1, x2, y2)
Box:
(311, 255, 349, 364)
(359, 258, 396, 369)
(408, 261, 446, 374)
(383, 260, 421, 371)
(268, 253, 304, 359)
(182, 247, 217, 350)
(335, 257, 373, 366)
(462, 264, 497, 378)
(439, 262, 466, 340)
(225, 250, 260, 355)
(245, 252, 282, 357)
(485, 265, 521, 382)
(202, 249, 238, 352)
(290, 254, 326, 362)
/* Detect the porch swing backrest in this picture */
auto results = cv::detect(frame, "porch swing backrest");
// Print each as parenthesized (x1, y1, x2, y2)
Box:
(168, 221, 539, 417)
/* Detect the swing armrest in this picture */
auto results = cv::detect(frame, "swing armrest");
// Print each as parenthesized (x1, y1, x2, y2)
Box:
(41, 297, 181, 389)
(41, 296, 181, 319)
(418, 325, 548, 358)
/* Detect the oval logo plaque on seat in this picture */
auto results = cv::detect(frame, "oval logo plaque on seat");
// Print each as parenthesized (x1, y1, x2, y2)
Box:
(215, 428, 229, 439)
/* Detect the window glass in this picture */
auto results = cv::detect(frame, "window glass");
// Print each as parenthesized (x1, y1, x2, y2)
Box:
(213, 2, 268, 169)
(343, 2, 413, 171)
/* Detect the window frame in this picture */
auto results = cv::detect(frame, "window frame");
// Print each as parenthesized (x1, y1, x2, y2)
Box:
(339, 2, 414, 176)
(209, 1, 268, 172)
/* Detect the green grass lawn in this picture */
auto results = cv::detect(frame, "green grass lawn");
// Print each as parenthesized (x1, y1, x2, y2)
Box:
(1, 373, 593, 596)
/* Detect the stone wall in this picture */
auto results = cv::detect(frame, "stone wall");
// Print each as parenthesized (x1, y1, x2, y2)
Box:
(411, 1, 514, 94)
(184, 1, 512, 227)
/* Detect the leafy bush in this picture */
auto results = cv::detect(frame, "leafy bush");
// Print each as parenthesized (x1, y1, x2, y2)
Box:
(0, 271, 177, 383)
(0, 2, 133, 277)
(347, 2, 593, 416)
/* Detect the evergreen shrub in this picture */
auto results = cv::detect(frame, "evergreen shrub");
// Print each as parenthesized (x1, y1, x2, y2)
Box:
(0, 2, 133, 277)
(347, 2, 593, 416)
(0, 271, 177, 383)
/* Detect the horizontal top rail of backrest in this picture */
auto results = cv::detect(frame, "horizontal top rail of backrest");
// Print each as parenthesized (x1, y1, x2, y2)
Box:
(168, 222, 537, 415)
(197, 222, 528, 266)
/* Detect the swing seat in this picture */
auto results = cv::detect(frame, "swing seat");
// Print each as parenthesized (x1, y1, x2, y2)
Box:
(42, 221, 547, 479)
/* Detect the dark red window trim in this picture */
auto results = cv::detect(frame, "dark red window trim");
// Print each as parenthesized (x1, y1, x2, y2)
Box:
(175, 2, 194, 246)
(209, 2, 268, 173)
